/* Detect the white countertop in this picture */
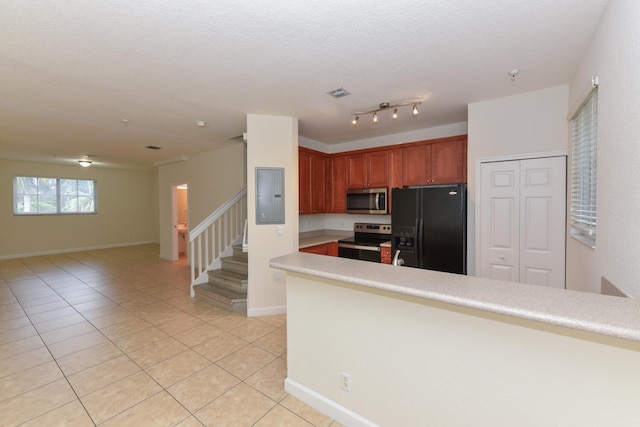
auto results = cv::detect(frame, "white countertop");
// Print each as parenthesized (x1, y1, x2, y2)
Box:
(270, 252, 640, 342)
(298, 230, 352, 249)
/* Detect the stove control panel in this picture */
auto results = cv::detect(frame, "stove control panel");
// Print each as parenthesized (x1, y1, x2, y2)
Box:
(354, 223, 392, 235)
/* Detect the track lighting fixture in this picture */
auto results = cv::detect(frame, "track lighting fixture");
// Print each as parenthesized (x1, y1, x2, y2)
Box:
(350, 100, 422, 126)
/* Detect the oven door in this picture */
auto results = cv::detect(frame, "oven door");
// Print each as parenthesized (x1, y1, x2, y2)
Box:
(337, 243, 381, 263)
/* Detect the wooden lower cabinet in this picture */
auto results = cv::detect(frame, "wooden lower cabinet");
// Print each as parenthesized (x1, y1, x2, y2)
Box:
(381, 246, 392, 264)
(300, 242, 338, 257)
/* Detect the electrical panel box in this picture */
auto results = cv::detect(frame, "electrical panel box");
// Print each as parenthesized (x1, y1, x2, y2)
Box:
(256, 167, 285, 224)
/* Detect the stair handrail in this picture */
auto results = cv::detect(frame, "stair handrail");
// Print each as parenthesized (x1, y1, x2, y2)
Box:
(189, 186, 247, 295)
(189, 186, 247, 242)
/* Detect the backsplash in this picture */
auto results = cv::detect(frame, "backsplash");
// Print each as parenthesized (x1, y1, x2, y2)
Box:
(298, 213, 391, 233)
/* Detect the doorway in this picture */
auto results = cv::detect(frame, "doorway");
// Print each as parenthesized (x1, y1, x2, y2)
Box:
(171, 183, 189, 261)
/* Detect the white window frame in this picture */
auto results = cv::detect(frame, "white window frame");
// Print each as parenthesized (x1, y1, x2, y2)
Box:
(13, 176, 98, 215)
(569, 76, 598, 248)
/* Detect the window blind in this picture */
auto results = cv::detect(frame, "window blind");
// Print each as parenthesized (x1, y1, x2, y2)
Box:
(570, 86, 597, 245)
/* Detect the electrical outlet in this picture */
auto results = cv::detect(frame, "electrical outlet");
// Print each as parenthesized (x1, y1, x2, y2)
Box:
(340, 371, 351, 392)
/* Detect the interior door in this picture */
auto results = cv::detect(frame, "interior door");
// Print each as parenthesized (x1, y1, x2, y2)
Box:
(479, 156, 566, 289)
(480, 160, 520, 282)
(519, 157, 566, 287)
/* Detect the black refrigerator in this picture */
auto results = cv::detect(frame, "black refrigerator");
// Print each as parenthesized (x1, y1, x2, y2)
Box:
(391, 184, 466, 274)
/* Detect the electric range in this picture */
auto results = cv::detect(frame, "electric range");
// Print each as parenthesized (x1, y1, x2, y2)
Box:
(337, 222, 392, 263)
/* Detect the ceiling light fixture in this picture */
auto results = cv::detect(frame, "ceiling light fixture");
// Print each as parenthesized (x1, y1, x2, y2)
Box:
(351, 100, 422, 126)
(78, 160, 92, 167)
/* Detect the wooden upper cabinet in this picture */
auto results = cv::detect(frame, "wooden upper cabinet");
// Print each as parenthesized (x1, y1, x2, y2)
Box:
(299, 135, 467, 215)
(367, 151, 390, 188)
(299, 147, 327, 214)
(326, 155, 347, 213)
(298, 149, 313, 214)
(430, 139, 466, 184)
(347, 150, 389, 189)
(311, 155, 326, 213)
(402, 144, 430, 186)
(402, 137, 467, 186)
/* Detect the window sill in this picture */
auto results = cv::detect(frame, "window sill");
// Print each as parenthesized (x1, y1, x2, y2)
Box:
(571, 232, 595, 249)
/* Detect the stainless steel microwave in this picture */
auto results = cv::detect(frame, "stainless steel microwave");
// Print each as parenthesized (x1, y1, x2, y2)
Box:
(346, 188, 387, 214)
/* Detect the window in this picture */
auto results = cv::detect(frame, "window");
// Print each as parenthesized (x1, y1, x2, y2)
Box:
(570, 80, 598, 247)
(13, 176, 97, 215)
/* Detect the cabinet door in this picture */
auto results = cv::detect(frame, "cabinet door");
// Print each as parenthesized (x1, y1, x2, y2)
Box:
(311, 155, 326, 213)
(327, 242, 338, 257)
(299, 150, 312, 214)
(402, 144, 430, 186)
(431, 140, 466, 184)
(347, 153, 368, 189)
(367, 151, 389, 188)
(300, 244, 328, 255)
(327, 155, 347, 213)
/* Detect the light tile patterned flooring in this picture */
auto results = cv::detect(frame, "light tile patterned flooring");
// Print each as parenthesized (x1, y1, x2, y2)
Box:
(0, 244, 344, 426)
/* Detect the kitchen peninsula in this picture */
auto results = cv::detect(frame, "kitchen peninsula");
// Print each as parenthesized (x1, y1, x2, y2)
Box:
(270, 252, 640, 427)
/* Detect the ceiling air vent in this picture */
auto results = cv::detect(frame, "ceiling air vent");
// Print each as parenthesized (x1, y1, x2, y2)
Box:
(327, 87, 351, 98)
(145, 145, 162, 150)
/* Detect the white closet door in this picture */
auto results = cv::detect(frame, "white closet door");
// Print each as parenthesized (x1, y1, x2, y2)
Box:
(519, 157, 566, 288)
(479, 156, 566, 289)
(479, 160, 520, 282)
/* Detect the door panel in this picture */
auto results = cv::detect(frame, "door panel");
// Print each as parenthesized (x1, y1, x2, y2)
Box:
(480, 161, 519, 281)
(519, 157, 566, 288)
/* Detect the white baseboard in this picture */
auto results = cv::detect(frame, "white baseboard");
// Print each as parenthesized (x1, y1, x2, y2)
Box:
(247, 305, 286, 317)
(0, 241, 157, 260)
(284, 378, 379, 427)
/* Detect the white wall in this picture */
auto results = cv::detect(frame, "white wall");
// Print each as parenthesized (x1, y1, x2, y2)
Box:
(0, 158, 158, 258)
(286, 272, 640, 426)
(157, 144, 245, 260)
(246, 114, 299, 315)
(467, 85, 569, 276)
(566, 0, 640, 297)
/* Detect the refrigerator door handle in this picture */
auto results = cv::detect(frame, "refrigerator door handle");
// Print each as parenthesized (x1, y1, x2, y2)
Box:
(416, 218, 424, 269)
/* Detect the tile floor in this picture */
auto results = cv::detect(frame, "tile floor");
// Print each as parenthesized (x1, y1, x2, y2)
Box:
(0, 244, 344, 426)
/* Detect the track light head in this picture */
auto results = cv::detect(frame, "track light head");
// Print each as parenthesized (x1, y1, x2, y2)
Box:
(352, 115, 359, 126)
(412, 104, 419, 116)
(372, 112, 378, 123)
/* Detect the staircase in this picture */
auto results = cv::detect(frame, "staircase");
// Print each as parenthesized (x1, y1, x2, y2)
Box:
(192, 245, 247, 313)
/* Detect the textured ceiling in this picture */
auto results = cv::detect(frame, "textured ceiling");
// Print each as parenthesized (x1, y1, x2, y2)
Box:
(0, 0, 608, 170)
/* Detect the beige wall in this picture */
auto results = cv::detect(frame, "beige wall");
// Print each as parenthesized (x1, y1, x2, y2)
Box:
(157, 144, 246, 260)
(286, 272, 640, 426)
(566, 1, 640, 297)
(177, 187, 188, 225)
(0, 158, 158, 258)
(467, 85, 569, 276)
(246, 114, 299, 316)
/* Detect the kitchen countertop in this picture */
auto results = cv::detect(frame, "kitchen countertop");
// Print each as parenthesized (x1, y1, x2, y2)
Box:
(298, 229, 352, 249)
(270, 252, 640, 342)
